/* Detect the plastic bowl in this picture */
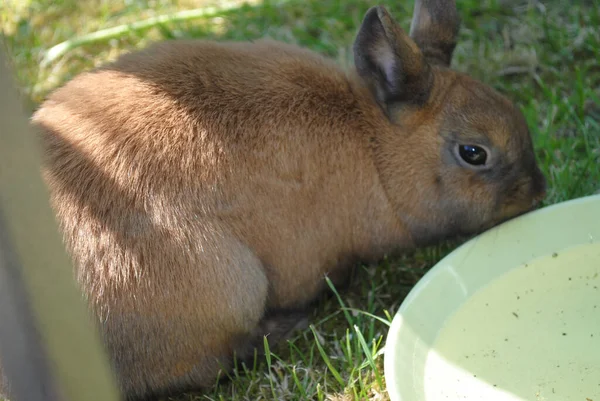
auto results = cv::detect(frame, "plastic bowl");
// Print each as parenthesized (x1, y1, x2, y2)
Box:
(384, 194, 600, 401)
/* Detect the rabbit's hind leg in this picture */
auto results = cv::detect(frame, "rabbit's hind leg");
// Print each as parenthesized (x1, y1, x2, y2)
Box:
(102, 230, 270, 401)
(231, 307, 310, 367)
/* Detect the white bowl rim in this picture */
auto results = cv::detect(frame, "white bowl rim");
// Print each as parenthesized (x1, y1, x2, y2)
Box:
(383, 193, 600, 401)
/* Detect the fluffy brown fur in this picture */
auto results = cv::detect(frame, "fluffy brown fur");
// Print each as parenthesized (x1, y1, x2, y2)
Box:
(2, 1, 546, 400)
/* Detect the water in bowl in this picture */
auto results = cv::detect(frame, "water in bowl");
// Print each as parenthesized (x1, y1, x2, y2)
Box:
(423, 242, 600, 401)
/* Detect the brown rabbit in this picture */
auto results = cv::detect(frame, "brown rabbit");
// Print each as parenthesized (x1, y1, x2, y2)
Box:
(4, 0, 546, 399)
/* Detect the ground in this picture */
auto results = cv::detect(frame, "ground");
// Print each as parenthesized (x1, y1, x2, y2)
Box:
(1, 0, 599, 400)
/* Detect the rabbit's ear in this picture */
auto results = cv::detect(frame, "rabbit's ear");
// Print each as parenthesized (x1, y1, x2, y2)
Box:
(409, 0, 461, 67)
(353, 6, 432, 107)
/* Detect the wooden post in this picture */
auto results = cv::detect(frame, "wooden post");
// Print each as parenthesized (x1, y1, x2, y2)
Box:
(0, 47, 121, 401)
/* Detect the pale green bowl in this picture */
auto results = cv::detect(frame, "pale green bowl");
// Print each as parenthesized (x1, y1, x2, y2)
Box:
(384, 194, 600, 401)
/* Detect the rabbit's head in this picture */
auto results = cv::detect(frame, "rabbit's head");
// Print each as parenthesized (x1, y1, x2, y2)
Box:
(353, 2, 546, 245)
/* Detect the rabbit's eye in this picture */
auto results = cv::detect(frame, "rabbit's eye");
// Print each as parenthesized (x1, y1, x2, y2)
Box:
(458, 144, 487, 166)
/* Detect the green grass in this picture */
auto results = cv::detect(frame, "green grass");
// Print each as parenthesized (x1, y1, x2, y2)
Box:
(1, 0, 599, 400)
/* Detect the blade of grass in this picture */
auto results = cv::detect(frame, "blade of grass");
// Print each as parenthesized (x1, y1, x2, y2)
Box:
(263, 336, 277, 400)
(324, 276, 354, 327)
(340, 308, 392, 327)
(309, 325, 345, 387)
(40, 2, 285, 66)
(291, 365, 308, 399)
(316, 383, 324, 401)
(353, 325, 384, 390)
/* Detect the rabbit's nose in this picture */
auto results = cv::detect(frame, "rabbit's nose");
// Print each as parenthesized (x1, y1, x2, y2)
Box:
(531, 194, 544, 208)
(531, 179, 546, 203)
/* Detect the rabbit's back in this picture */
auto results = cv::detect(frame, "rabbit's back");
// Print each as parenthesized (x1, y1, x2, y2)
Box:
(32, 38, 397, 310)
(35, 39, 369, 194)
